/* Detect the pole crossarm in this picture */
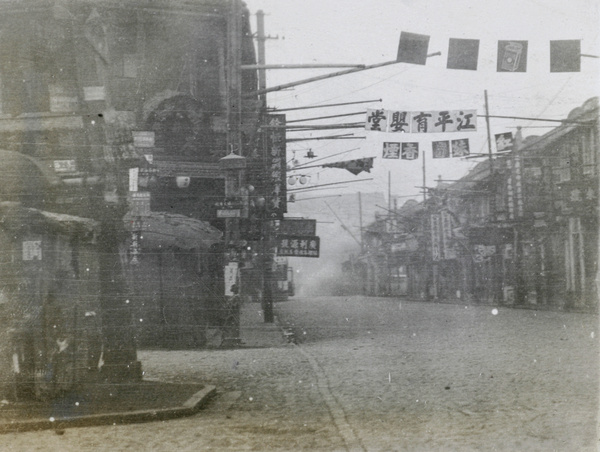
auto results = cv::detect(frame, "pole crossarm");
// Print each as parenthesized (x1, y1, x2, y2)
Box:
(269, 99, 381, 112)
(243, 53, 440, 99)
(284, 123, 364, 130)
(288, 178, 374, 192)
(287, 135, 364, 142)
(287, 111, 367, 123)
(478, 114, 593, 125)
(241, 63, 367, 69)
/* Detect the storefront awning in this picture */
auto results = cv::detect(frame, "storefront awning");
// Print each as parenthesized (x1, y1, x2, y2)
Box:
(124, 211, 222, 251)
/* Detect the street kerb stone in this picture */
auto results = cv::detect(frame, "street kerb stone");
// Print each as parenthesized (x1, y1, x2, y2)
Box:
(0, 382, 216, 434)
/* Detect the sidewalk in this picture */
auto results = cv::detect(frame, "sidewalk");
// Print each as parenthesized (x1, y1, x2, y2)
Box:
(238, 301, 291, 348)
(0, 301, 287, 434)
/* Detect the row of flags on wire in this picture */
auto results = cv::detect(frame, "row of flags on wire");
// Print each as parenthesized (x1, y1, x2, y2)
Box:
(397, 31, 584, 72)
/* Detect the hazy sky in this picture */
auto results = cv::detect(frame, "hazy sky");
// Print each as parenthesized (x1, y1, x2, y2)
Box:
(243, 0, 600, 203)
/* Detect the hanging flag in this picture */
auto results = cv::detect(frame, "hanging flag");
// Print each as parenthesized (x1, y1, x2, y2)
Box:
(323, 157, 374, 175)
(397, 32, 430, 65)
(365, 109, 388, 132)
(432, 141, 450, 159)
(497, 41, 528, 72)
(451, 138, 470, 157)
(401, 143, 419, 160)
(495, 132, 514, 152)
(447, 38, 480, 70)
(550, 40, 581, 72)
(382, 142, 401, 159)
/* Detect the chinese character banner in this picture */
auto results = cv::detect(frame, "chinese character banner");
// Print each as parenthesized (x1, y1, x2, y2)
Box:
(277, 235, 320, 258)
(366, 109, 477, 133)
(262, 114, 287, 219)
(382, 140, 469, 160)
(494, 132, 514, 152)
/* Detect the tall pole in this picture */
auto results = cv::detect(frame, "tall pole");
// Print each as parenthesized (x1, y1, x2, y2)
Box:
(388, 171, 392, 212)
(422, 147, 427, 203)
(227, 0, 242, 154)
(358, 192, 364, 252)
(484, 89, 501, 304)
(484, 90, 494, 175)
(256, 10, 267, 110)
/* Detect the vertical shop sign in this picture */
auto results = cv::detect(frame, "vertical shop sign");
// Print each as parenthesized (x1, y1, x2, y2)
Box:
(263, 114, 287, 219)
(430, 214, 442, 261)
(440, 210, 456, 259)
(224, 262, 239, 296)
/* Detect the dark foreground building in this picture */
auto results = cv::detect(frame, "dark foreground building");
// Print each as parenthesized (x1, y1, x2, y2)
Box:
(0, 0, 261, 399)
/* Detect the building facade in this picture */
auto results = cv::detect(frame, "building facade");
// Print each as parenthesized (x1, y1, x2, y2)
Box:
(348, 98, 598, 311)
(0, 0, 261, 385)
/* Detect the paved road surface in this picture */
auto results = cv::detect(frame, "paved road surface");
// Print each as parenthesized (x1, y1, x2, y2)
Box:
(2, 296, 598, 451)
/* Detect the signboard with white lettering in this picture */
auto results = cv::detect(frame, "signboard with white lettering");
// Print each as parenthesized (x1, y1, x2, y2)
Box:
(132, 131, 155, 148)
(277, 235, 320, 258)
(262, 114, 287, 219)
(279, 219, 316, 236)
(128, 191, 151, 216)
(53, 160, 77, 173)
(224, 262, 239, 296)
(23, 241, 42, 261)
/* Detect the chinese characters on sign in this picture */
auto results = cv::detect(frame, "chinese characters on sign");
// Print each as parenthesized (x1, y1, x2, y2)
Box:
(440, 210, 456, 259)
(431, 139, 470, 158)
(366, 109, 477, 133)
(432, 141, 450, 159)
(23, 240, 42, 261)
(401, 142, 419, 160)
(495, 132, 514, 152)
(276, 235, 320, 258)
(382, 142, 401, 159)
(263, 114, 287, 219)
(451, 138, 470, 157)
(430, 214, 442, 261)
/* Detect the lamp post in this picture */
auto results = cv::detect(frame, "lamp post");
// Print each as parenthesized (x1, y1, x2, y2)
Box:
(219, 151, 246, 345)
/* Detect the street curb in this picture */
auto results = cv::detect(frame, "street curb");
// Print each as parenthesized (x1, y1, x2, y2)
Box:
(0, 385, 217, 434)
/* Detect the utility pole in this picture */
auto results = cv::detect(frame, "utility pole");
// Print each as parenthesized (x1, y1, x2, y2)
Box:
(255, 10, 277, 323)
(484, 89, 502, 304)
(255, 10, 280, 109)
(227, 0, 243, 155)
(219, 0, 245, 341)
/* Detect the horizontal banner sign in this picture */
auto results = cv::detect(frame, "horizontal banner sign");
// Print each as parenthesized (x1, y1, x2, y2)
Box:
(366, 109, 477, 133)
(276, 235, 320, 258)
(279, 219, 317, 236)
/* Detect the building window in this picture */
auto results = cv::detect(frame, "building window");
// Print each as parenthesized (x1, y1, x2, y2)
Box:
(582, 128, 596, 176)
(553, 145, 571, 183)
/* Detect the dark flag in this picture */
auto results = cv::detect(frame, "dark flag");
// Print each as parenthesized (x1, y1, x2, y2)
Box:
(447, 38, 480, 70)
(397, 32, 430, 65)
(432, 141, 450, 159)
(323, 157, 374, 175)
(550, 40, 581, 72)
(497, 40, 528, 72)
(494, 132, 514, 152)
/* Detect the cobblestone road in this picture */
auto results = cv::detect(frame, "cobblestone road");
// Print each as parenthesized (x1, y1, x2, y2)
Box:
(2, 296, 598, 451)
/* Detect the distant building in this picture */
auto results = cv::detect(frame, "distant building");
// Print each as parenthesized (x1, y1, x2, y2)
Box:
(346, 98, 598, 311)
